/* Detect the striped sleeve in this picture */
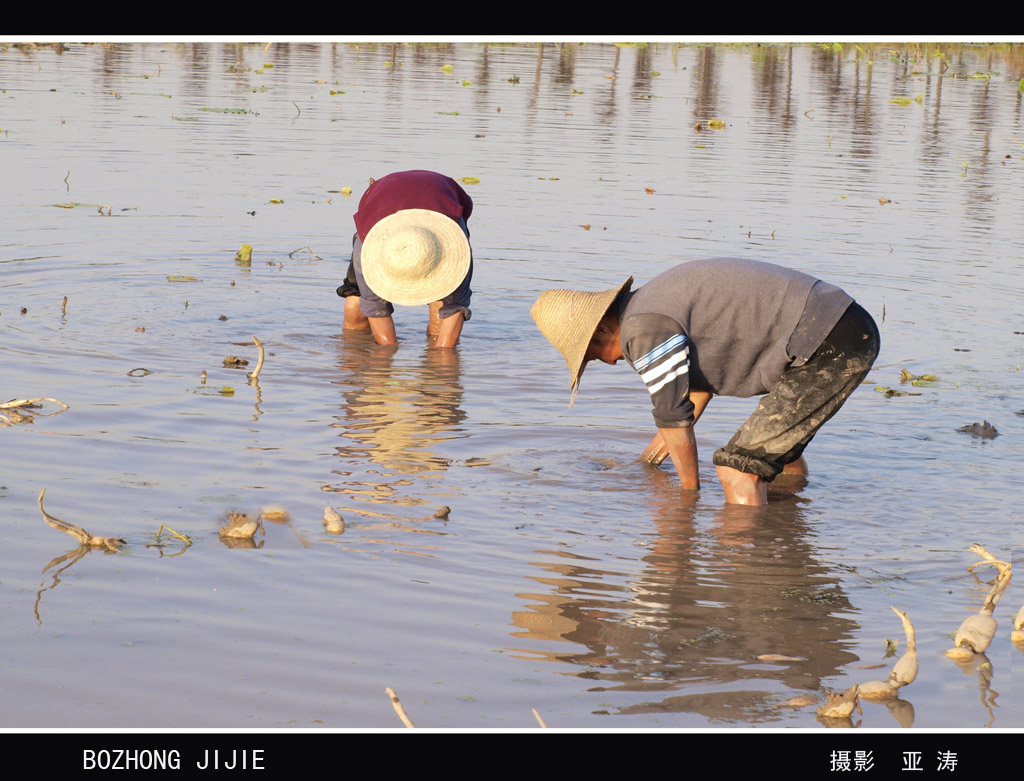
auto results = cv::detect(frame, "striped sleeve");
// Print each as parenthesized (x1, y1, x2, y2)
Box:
(621, 314, 695, 427)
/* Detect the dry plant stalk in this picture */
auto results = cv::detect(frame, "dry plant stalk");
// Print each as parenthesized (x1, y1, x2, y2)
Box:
(38, 488, 125, 551)
(1, 397, 69, 412)
(385, 687, 415, 728)
(532, 708, 547, 728)
(248, 336, 265, 382)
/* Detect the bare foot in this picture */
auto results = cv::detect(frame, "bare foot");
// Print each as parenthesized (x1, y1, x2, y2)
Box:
(716, 465, 767, 506)
(781, 455, 808, 476)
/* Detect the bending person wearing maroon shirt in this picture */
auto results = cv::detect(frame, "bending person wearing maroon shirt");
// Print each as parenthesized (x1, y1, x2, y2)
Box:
(338, 170, 474, 348)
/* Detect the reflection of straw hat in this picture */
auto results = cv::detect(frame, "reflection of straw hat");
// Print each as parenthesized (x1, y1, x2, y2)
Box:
(361, 209, 471, 306)
(530, 276, 632, 406)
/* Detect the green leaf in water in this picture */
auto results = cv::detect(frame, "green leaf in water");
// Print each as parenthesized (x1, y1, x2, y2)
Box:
(441, 64, 454, 74)
(167, 275, 200, 283)
(889, 97, 912, 106)
(437, 111, 460, 115)
(200, 107, 249, 114)
(461, 79, 473, 87)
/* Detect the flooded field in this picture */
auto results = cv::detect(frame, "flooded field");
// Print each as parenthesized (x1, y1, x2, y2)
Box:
(1, 40, 1022, 730)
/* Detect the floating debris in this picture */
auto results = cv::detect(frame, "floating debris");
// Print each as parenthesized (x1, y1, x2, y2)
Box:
(816, 683, 860, 719)
(218, 511, 264, 539)
(260, 505, 290, 524)
(433, 505, 451, 520)
(756, 654, 807, 662)
(223, 356, 249, 368)
(1012, 603, 1024, 645)
(899, 368, 939, 386)
(860, 607, 918, 701)
(385, 687, 415, 728)
(1, 397, 70, 426)
(945, 545, 1011, 660)
(875, 386, 921, 397)
(235, 244, 252, 264)
(248, 337, 265, 382)
(957, 421, 998, 438)
(324, 506, 345, 534)
(37, 488, 125, 551)
(126, 368, 152, 377)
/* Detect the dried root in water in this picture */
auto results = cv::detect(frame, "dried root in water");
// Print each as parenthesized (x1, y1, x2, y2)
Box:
(385, 687, 415, 728)
(816, 683, 861, 720)
(218, 511, 264, 539)
(323, 507, 345, 534)
(248, 336, 264, 382)
(860, 607, 918, 701)
(37, 488, 125, 551)
(946, 545, 1011, 660)
(1, 397, 69, 426)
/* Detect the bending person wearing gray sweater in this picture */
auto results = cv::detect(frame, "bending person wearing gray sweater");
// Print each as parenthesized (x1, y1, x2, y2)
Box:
(531, 258, 879, 506)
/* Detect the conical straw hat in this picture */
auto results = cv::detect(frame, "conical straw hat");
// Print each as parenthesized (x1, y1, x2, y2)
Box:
(530, 276, 632, 406)
(361, 209, 471, 306)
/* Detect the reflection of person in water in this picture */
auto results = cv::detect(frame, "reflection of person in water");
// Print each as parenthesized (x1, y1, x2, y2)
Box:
(338, 170, 474, 349)
(328, 338, 466, 506)
(509, 479, 859, 723)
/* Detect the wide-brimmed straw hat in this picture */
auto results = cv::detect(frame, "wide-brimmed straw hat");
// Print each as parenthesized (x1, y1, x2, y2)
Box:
(530, 276, 633, 406)
(361, 208, 471, 306)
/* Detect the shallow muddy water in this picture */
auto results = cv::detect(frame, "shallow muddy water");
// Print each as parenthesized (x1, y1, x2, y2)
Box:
(1, 41, 1022, 730)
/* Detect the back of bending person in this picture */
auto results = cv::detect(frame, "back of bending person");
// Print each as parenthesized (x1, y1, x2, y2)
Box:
(338, 170, 474, 349)
(531, 258, 879, 506)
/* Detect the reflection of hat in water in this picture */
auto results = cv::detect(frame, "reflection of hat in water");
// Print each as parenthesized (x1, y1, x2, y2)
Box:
(361, 209, 471, 306)
(530, 276, 633, 406)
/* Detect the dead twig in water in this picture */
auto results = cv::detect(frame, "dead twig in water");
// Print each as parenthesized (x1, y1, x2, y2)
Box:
(288, 245, 323, 260)
(61, 295, 68, 316)
(1, 397, 69, 412)
(966, 543, 1010, 578)
(1, 397, 70, 426)
(385, 687, 415, 728)
(532, 708, 547, 728)
(38, 488, 125, 551)
(248, 336, 264, 382)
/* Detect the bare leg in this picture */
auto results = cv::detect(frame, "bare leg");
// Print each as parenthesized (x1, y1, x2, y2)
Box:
(432, 310, 465, 349)
(368, 315, 398, 346)
(716, 465, 767, 506)
(781, 455, 808, 475)
(343, 296, 371, 331)
(427, 301, 443, 339)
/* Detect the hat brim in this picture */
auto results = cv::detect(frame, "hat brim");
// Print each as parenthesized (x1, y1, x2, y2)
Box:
(530, 276, 632, 406)
(361, 208, 471, 306)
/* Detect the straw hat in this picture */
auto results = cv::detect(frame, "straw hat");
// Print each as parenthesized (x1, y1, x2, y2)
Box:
(361, 209, 471, 306)
(530, 276, 632, 405)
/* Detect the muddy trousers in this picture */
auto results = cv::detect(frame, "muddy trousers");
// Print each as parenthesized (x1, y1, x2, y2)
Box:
(711, 302, 880, 481)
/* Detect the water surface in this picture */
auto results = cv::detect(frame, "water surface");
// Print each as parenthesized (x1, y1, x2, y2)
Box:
(1, 41, 1022, 729)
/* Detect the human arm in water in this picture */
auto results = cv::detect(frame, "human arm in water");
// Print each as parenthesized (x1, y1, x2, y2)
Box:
(641, 390, 712, 465)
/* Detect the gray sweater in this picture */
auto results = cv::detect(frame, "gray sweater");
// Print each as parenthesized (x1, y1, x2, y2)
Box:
(616, 258, 853, 427)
